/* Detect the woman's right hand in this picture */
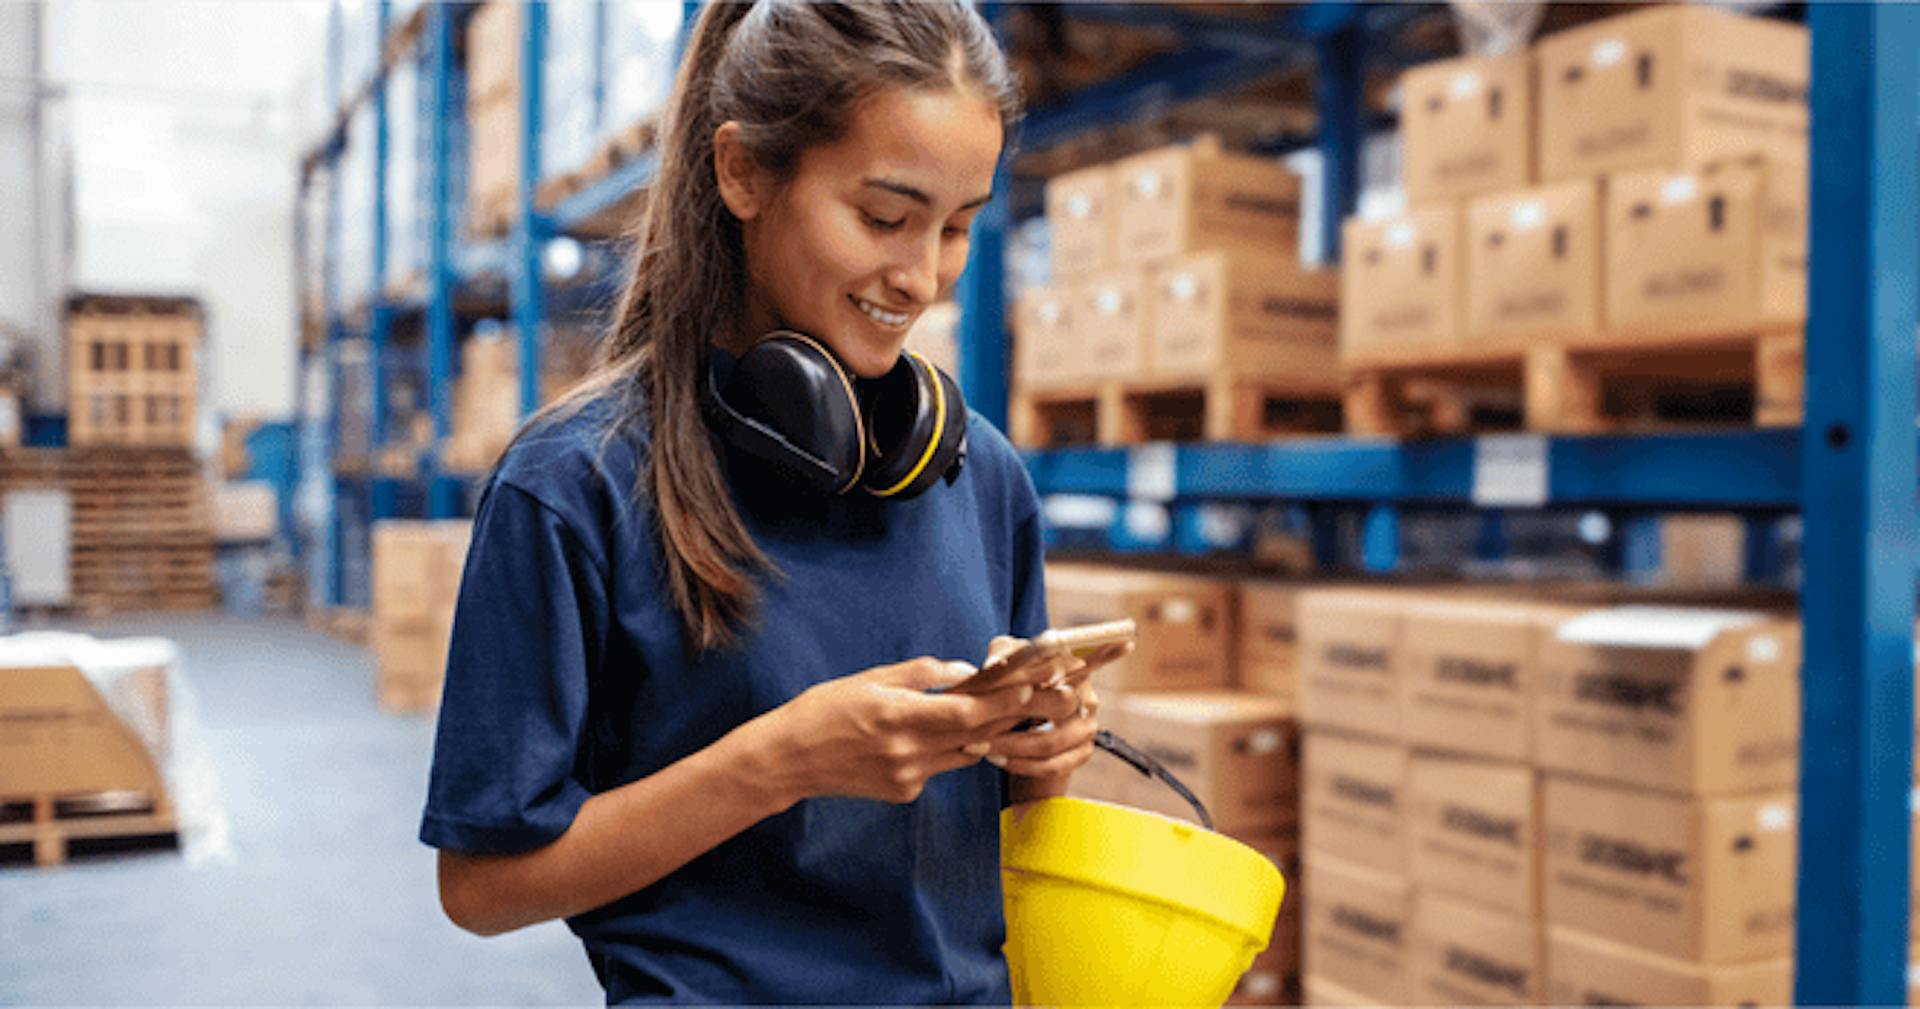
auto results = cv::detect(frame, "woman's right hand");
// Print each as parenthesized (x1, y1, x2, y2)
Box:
(753, 657, 1041, 806)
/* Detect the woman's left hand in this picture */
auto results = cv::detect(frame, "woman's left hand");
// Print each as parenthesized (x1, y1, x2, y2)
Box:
(978, 635, 1133, 782)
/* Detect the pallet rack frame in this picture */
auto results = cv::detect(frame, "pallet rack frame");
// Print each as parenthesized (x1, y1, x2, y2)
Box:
(293, 2, 1918, 998)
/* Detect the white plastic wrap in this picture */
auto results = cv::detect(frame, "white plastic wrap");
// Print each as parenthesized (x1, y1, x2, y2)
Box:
(0, 632, 233, 865)
(385, 60, 423, 287)
(1447, 1, 1544, 57)
(604, 0, 683, 132)
(337, 105, 377, 309)
(544, 0, 600, 178)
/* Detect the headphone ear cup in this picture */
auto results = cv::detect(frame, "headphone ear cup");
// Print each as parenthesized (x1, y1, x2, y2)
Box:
(861, 352, 967, 499)
(708, 333, 867, 495)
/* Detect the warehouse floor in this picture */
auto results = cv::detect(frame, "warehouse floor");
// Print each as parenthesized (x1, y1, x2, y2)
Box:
(0, 613, 602, 1005)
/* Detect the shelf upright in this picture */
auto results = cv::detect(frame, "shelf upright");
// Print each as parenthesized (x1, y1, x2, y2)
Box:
(512, 2, 548, 420)
(425, 2, 460, 518)
(368, 0, 398, 525)
(1795, 5, 1920, 1004)
(322, 0, 347, 606)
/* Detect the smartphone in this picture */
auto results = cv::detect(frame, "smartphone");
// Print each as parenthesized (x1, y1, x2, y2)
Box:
(949, 619, 1137, 696)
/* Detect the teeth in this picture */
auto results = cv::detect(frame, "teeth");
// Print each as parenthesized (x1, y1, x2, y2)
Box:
(853, 296, 910, 328)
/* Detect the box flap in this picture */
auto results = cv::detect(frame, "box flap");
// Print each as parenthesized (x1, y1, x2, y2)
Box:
(1556, 606, 1763, 649)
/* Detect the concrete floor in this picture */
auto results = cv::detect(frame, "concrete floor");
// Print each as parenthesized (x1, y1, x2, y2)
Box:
(0, 613, 605, 1005)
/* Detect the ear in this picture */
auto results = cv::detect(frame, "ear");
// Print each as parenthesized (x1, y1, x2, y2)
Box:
(713, 121, 766, 222)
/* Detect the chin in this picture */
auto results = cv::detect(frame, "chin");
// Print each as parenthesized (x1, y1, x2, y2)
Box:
(833, 337, 908, 379)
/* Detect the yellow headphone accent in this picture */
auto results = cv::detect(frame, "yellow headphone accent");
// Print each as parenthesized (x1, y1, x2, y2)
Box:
(868, 350, 947, 498)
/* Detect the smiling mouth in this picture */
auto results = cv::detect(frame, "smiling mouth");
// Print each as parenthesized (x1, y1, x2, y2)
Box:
(850, 294, 912, 329)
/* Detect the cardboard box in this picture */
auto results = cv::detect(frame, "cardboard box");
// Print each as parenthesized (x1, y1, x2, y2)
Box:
(1114, 691, 1298, 835)
(1546, 927, 1792, 1008)
(371, 520, 473, 628)
(1067, 706, 1134, 806)
(1534, 5, 1808, 182)
(1237, 580, 1303, 705)
(1302, 855, 1413, 1005)
(0, 386, 18, 448)
(1533, 606, 1800, 795)
(1072, 267, 1151, 383)
(1112, 136, 1302, 265)
(1465, 180, 1602, 342)
(1301, 974, 1377, 1007)
(1297, 589, 1404, 738)
(1399, 599, 1574, 762)
(1044, 564, 1235, 695)
(1661, 514, 1748, 589)
(465, 0, 520, 103)
(1232, 826, 1304, 1007)
(1012, 286, 1083, 389)
(1303, 730, 1407, 875)
(1542, 776, 1796, 963)
(1407, 753, 1540, 918)
(1401, 54, 1534, 205)
(1046, 164, 1116, 281)
(1146, 250, 1339, 379)
(1605, 155, 1807, 333)
(1339, 207, 1464, 360)
(213, 481, 280, 543)
(1412, 891, 1544, 1005)
(0, 663, 169, 797)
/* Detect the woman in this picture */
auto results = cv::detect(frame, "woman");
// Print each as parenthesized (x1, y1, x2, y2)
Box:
(419, 2, 1128, 1003)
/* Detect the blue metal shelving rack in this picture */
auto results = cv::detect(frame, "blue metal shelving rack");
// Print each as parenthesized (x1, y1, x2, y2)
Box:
(295, 2, 1919, 999)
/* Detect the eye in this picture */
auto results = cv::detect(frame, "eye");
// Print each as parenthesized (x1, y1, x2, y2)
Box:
(943, 225, 969, 240)
(862, 210, 905, 233)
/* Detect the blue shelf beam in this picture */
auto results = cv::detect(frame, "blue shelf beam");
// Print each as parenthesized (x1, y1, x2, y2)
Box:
(1025, 430, 1805, 510)
(1794, 4, 1920, 1005)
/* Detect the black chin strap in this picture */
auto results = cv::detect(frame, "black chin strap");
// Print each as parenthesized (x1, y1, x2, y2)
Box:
(1093, 730, 1215, 832)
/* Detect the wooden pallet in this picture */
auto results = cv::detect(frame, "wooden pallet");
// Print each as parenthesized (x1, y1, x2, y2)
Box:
(1010, 373, 1343, 448)
(0, 791, 177, 868)
(1342, 325, 1803, 437)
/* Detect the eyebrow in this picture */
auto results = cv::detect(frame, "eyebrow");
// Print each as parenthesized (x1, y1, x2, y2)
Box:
(863, 178, 993, 212)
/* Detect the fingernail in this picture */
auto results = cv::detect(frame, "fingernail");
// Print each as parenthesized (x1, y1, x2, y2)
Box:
(986, 756, 1008, 768)
(963, 741, 992, 756)
(1018, 685, 1034, 704)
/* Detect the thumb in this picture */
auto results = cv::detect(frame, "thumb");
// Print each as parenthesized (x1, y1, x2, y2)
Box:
(985, 635, 1023, 665)
(881, 657, 977, 692)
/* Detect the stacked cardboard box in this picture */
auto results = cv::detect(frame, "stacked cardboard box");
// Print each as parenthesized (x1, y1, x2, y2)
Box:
(1013, 136, 1335, 400)
(1296, 587, 1801, 1006)
(1044, 563, 1312, 1002)
(1343, 7, 1809, 364)
(465, 1, 521, 233)
(444, 335, 522, 473)
(371, 520, 472, 712)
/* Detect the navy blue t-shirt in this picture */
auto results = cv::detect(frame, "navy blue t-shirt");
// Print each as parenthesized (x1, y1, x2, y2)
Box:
(419, 390, 1050, 1004)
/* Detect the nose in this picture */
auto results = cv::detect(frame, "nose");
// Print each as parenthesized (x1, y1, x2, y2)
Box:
(887, 236, 940, 307)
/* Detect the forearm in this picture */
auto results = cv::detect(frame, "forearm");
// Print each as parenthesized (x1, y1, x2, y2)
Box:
(440, 716, 797, 936)
(1008, 771, 1071, 804)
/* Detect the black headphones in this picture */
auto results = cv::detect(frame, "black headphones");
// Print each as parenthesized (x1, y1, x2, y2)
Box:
(702, 331, 968, 499)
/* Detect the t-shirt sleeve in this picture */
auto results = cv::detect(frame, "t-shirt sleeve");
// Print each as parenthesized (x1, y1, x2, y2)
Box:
(419, 479, 609, 854)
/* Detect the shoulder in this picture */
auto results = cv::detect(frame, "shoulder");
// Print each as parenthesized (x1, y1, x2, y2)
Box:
(961, 409, 1040, 520)
(491, 388, 649, 538)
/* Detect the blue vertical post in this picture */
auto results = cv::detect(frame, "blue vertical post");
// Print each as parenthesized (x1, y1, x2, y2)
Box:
(426, 3, 459, 518)
(1743, 514, 1782, 584)
(1360, 503, 1398, 573)
(1612, 513, 1663, 582)
(1795, 6, 1920, 1005)
(956, 160, 1010, 430)
(514, 1, 548, 419)
(291, 169, 310, 559)
(322, 1, 345, 604)
(368, 1, 397, 524)
(1474, 510, 1508, 564)
(1313, 23, 1361, 263)
(1308, 504, 1343, 570)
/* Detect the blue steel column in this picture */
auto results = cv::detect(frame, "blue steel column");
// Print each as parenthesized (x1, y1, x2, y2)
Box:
(426, 3, 459, 518)
(1359, 503, 1398, 573)
(1795, 6, 1920, 1005)
(514, 1, 548, 418)
(1313, 22, 1361, 262)
(369, 0, 398, 524)
(956, 161, 1010, 430)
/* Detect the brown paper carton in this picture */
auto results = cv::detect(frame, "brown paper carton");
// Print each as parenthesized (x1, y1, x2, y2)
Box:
(1546, 927, 1793, 1007)
(1605, 155, 1807, 333)
(1044, 564, 1234, 695)
(1231, 827, 1304, 1006)
(372, 520, 472, 627)
(1465, 181, 1602, 342)
(1067, 706, 1133, 806)
(1112, 136, 1302, 265)
(1046, 164, 1116, 282)
(1238, 580, 1303, 705)
(1303, 730, 1407, 875)
(1534, 5, 1808, 182)
(1661, 514, 1748, 589)
(1399, 599, 1575, 762)
(1533, 606, 1800, 795)
(1297, 589, 1405, 738)
(1412, 890, 1544, 1006)
(1012, 286, 1083, 389)
(1073, 267, 1152, 382)
(1115, 691, 1298, 835)
(1542, 776, 1797, 963)
(1303, 855, 1413, 1005)
(1146, 250, 1339, 379)
(1301, 974, 1377, 1008)
(1407, 753, 1540, 918)
(1339, 207, 1464, 360)
(1401, 54, 1534, 205)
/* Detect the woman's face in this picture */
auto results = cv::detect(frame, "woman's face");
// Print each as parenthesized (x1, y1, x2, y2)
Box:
(717, 85, 1003, 378)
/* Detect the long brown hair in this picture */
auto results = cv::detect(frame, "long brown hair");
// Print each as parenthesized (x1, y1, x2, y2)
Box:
(532, 1, 1023, 654)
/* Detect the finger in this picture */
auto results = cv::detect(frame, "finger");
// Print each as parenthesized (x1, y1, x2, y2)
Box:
(880, 657, 977, 692)
(985, 635, 1024, 665)
(1019, 682, 1082, 726)
(911, 682, 1037, 735)
(922, 746, 993, 780)
(994, 743, 1096, 780)
(989, 715, 1099, 761)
